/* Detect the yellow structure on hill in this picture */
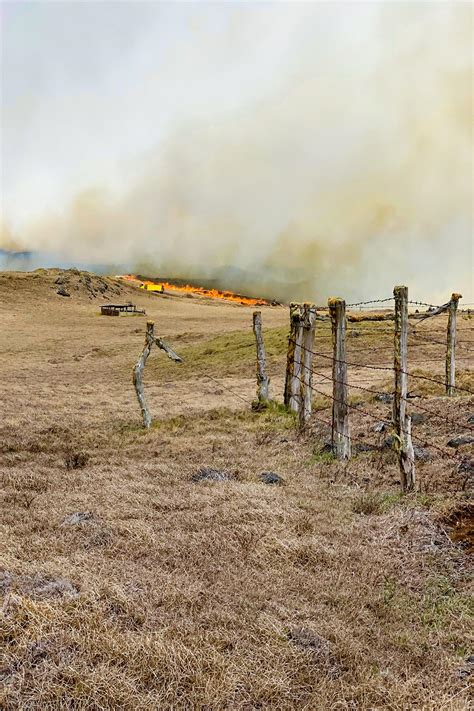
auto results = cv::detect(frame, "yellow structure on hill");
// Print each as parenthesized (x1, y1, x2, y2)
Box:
(139, 282, 164, 293)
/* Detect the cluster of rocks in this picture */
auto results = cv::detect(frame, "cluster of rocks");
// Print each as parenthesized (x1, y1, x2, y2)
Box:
(191, 468, 285, 485)
(191, 468, 234, 482)
(53, 269, 124, 299)
(458, 655, 474, 680)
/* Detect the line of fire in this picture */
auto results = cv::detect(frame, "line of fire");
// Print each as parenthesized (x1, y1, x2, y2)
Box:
(117, 274, 281, 307)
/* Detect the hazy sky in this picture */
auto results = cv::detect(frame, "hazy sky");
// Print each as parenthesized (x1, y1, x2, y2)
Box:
(2, 1, 306, 226)
(1, 1, 472, 301)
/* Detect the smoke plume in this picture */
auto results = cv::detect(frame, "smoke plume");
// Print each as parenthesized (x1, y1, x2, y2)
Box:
(2, 2, 472, 302)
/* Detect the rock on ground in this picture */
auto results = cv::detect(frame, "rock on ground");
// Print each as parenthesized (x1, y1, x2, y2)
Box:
(259, 472, 285, 485)
(447, 436, 474, 448)
(61, 511, 95, 526)
(191, 468, 234, 482)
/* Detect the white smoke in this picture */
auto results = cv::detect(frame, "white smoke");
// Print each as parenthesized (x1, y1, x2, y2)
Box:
(1, 2, 472, 302)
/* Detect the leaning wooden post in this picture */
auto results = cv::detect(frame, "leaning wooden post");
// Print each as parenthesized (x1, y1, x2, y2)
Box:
(133, 321, 155, 428)
(393, 286, 415, 492)
(328, 298, 350, 459)
(253, 311, 270, 405)
(446, 293, 462, 396)
(299, 303, 316, 428)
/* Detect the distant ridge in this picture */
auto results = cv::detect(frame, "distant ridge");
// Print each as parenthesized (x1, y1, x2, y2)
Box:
(0, 249, 126, 274)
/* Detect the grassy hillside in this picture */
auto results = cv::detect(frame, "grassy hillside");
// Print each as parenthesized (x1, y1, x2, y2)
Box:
(1, 271, 473, 710)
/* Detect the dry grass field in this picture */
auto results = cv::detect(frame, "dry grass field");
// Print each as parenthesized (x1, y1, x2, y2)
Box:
(1, 269, 473, 710)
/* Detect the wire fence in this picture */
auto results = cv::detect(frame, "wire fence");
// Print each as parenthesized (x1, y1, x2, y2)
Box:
(134, 291, 472, 485)
(290, 339, 474, 396)
(272, 293, 473, 487)
(286, 363, 465, 469)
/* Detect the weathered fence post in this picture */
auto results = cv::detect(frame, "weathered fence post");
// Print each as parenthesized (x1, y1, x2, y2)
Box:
(284, 303, 297, 406)
(253, 311, 270, 405)
(328, 297, 350, 459)
(284, 303, 304, 414)
(446, 293, 462, 396)
(133, 321, 155, 428)
(299, 303, 316, 428)
(393, 286, 415, 491)
(132, 321, 182, 428)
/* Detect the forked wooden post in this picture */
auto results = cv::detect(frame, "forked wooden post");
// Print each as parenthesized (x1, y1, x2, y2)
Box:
(299, 303, 316, 428)
(446, 293, 462, 396)
(328, 297, 350, 459)
(284, 303, 303, 413)
(133, 321, 154, 428)
(393, 286, 415, 492)
(132, 320, 182, 428)
(253, 311, 270, 405)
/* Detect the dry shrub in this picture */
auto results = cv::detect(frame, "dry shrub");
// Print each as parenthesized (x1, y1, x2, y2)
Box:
(65, 451, 89, 469)
(352, 492, 384, 515)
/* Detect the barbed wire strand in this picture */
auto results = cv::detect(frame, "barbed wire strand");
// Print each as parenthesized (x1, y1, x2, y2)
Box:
(408, 333, 473, 352)
(407, 300, 442, 309)
(204, 374, 250, 405)
(290, 338, 474, 395)
(293, 347, 472, 378)
(289, 360, 473, 433)
(306, 368, 474, 432)
(290, 366, 464, 465)
(308, 383, 464, 464)
(345, 297, 394, 307)
(308, 412, 411, 461)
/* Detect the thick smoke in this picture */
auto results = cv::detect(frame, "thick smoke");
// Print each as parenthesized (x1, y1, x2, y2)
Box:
(2, 2, 472, 301)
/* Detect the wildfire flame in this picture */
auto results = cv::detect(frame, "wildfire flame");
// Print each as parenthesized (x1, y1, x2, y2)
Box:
(117, 274, 272, 306)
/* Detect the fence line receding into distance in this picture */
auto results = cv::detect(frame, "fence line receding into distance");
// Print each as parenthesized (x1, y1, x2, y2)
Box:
(131, 288, 472, 494)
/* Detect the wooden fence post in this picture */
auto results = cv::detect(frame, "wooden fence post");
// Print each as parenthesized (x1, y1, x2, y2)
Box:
(253, 311, 270, 405)
(289, 305, 304, 414)
(133, 321, 155, 428)
(299, 303, 316, 428)
(328, 298, 350, 459)
(284, 303, 303, 414)
(393, 286, 415, 492)
(446, 293, 462, 396)
(284, 303, 297, 406)
(132, 321, 182, 428)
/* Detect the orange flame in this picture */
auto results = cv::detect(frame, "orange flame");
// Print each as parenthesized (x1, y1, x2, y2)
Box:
(118, 274, 272, 306)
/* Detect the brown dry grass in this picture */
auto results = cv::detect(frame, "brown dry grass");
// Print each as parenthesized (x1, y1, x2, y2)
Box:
(1, 270, 473, 710)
